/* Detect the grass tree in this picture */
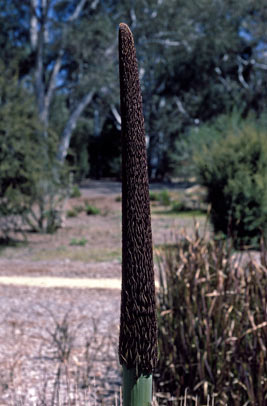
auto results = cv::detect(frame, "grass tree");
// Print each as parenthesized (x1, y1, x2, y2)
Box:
(118, 23, 158, 406)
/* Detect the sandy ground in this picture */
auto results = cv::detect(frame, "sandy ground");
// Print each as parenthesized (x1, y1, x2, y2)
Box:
(0, 276, 122, 289)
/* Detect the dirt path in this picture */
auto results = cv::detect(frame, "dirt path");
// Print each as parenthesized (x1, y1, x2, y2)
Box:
(0, 274, 160, 290)
(0, 275, 122, 289)
(0, 281, 121, 405)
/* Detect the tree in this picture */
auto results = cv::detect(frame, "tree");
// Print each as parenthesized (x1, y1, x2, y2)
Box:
(1, 0, 266, 180)
(0, 0, 116, 163)
(106, 0, 267, 179)
(29, 0, 115, 161)
(0, 62, 66, 237)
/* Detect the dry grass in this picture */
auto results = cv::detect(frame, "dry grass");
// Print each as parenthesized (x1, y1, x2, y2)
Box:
(156, 225, 267, 405)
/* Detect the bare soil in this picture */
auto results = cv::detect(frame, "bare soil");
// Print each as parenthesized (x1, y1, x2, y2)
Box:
(0, 180, 206, 405)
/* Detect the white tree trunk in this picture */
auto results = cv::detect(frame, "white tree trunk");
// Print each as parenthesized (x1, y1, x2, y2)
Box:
(30, 0, 97, 159)
(57, 90, 95, 162)
(30, 0, 38, 50)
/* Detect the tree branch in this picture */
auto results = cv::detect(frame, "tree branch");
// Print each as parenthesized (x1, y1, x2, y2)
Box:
(111, 104, 121, 128)
(175, 97, 189, 117)
(41, 0, 88, 130)
(57, 90, 95, 162)
(44, 50, 64, 116)
(254, 62, 267, 70)
(35, 13, 46, 126)
(68, 0, 88, 22)
(237, 62, 249, 89)
(30, 0, 38, 50)
(146, 38, 181, 47)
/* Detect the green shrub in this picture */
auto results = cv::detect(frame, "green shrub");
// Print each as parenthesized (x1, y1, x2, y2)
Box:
(69, 237, 87, 246)
(66, 209, 78, 218)
(156, 229, 267, 405)
(68, 120, 91, 182)
(195, 123, 267, 248)
(0, 64, 68, 238)
(84, 203, 100, 215)
(150, 190, 172, 206)
(149, 191, 158, 201)
(158, 190, 171, 206)
(70, 184, 81, 198)
(74, 205, 84, 213)
(170, 111, 244, 178)
(171, 200, 187, 213)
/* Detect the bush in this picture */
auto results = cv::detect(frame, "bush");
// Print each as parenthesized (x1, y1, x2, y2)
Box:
(67, 205, 85, 218)
(70, 237, 87, 246)
(156, 229, 267, 405)
(149, 190, 171, 206)
(149, 191, 158, 201)
(70, 184, 81, 198)
(158, 190, 171, 206)
(84, 202, 100, 215)
(169, 112, 243, 178)
(68, 121, 90, 182)
(66, 209, 78, 218)
(195, 123, 267, 248)
(115, 195, 122, 202)
(0, 65, 68, 238)
(171, 201, 187, 213)
(0, 127, 68, 236)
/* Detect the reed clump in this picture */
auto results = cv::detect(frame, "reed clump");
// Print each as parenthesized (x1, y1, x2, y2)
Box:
(156, 227, 267, 405)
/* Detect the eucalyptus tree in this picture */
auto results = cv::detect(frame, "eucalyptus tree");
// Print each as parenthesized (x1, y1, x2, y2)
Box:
(0, 0, 116, 163)
(28, 0, 117, 162)
(0, 0, 266, 180)
(0, 0, 117, 231)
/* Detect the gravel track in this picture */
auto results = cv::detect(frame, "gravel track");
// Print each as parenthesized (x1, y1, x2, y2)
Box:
(0, 256, 123, 404)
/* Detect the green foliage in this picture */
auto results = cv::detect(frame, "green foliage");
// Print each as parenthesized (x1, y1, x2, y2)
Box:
(149, 191, 158, 202)
(70, 185, 81, 198)
(170, 201, 187, 213)
(149, 190, 171, 206)
(115, 195, 122, 202)
(157, 190, 171, 206)
(1, 1, 267, 180)
(68, 121, 91, 182)
(156, 230, 267, 405)
(130, 0, 267, 179)
(84, 202, 100, 215)
(74, 205, 84, 213)
(66, 209, 78, 218)
(66, 205, 85, 218)
(170, 111, 244, 177)
(0, 64, 68, 238)
(69, 237, 87, 246)
(195, 121, 267, 247)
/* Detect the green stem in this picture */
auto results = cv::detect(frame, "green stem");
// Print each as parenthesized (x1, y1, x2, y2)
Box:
(123, 365, 152, 406)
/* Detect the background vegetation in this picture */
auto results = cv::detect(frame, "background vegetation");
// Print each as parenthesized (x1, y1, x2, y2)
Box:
(195, 118, 267, 248)
(0, 0, 266, 180)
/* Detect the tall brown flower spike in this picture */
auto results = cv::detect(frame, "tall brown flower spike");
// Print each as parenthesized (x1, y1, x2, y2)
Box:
(118, 22, 158, 377)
